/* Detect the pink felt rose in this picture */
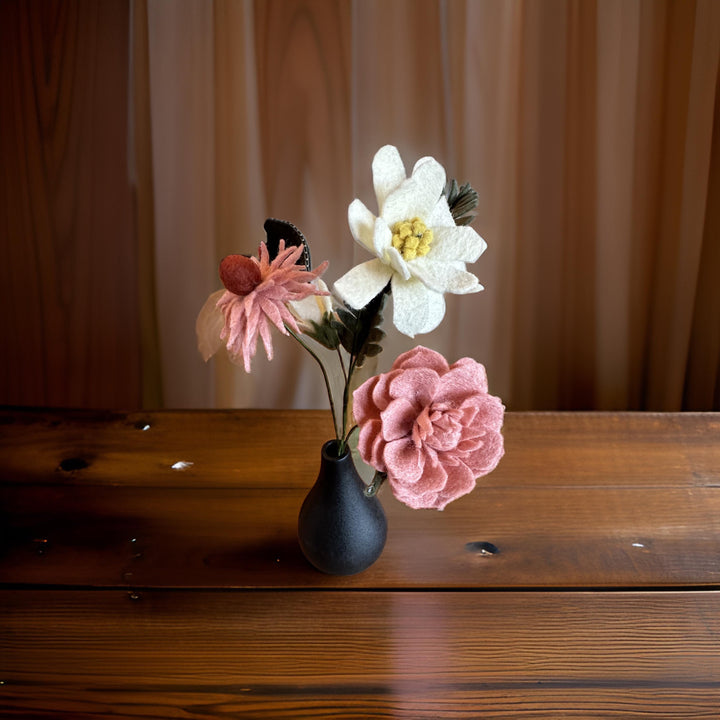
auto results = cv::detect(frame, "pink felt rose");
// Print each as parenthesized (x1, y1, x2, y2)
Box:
(352, 346, 504, 510)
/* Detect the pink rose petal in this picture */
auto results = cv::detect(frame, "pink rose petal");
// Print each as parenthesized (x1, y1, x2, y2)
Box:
(357, 419, 386, 472)
(393, 345, 450, 374)
(352, 375, 381, 425)
(435, 358, 488, 405)
(380, 397, 419, 441)
(388, 367, 440, 407)
(433, 461, 477, 510)
(352, 345, 504, 511)
(383, 438, 425, 484)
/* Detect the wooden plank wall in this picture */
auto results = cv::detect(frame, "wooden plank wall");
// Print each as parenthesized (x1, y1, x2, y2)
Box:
(0, 0, 141, 409)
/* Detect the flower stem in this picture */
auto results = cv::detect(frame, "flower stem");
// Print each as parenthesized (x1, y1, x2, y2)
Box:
(336, 347, 347, 383)
(341, 356, 357, 450)
(364, 471, 386, 497)
(285, 326, 342, 445)
(344, 424, 358, 446)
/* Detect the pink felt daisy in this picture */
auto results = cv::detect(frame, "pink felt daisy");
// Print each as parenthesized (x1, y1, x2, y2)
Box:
(197, 241, 328, 372)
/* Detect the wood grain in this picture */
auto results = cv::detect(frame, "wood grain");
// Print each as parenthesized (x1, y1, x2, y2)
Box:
(1, 409, 719, 489)
(0, 0, 141, 408)
(1, 589, 719, 718)
(1, 410, 719, 589)
(2, 410, 719, 717)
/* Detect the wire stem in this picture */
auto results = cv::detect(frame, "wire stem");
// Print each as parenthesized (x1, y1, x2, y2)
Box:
(286, 326, 342, 444)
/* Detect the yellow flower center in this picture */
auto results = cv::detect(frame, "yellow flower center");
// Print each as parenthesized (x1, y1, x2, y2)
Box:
(390, 218, 433, 262)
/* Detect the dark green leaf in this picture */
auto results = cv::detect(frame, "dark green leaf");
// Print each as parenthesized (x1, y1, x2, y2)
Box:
(263, 218, 312, 269)
(304, 316, 340, 350)
(333, 284, 390, 368)
(443, 179, 479, 227)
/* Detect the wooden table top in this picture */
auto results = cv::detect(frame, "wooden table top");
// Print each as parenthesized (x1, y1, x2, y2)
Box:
(1, 408, 719, 718)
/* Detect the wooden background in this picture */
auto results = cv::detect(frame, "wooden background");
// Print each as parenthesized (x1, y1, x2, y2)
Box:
(2, 0, 718, 412)
(1, 0, 142, 408)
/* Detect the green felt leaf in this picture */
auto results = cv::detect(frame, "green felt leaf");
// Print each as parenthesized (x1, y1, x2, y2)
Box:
(304, 315, 340, 350)
(443, 179, 479, 227)
(333, 284, 390, 369)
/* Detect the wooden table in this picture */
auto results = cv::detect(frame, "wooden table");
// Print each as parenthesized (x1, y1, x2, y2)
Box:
(1, 409, 719, 718)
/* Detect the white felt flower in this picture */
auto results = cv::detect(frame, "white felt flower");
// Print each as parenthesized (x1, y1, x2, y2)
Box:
(334, 145, 486, 337)
(288, 278, 333, 333)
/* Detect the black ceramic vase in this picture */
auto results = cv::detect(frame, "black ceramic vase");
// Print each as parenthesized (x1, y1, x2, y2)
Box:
(298, 440, 387, 575)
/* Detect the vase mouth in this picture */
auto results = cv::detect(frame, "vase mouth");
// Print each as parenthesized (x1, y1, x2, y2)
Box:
(322, 439, 350, 462)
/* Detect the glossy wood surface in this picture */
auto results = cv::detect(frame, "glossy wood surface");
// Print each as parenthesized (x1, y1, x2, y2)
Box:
(1, 410, 719, 717)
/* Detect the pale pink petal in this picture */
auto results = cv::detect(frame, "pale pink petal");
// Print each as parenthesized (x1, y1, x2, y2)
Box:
(357, 419, 386, 472)
(388, 367, 440, 406)
(463, 430, 505, 477)
(371, 369, 402, 411)
(433, 461, 477, 510)
(387, 446, 448, 508)
(383, 439, 425, 484)
(409, 446, 448, 495)
(352, 375, 382, 425)
(392, 345, 449, 374)
(380, 397, 417, 441)
(425, 413, 463, 452)
(257, 316, 275, 363)
(196, 289, 227, 361)
(435, 358, 488, 405)
(463, 394, 505, 436)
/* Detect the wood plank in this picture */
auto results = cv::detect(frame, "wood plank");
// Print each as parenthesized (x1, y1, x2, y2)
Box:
(1, 589, 719, 718)
(1, 410, 719, 489)
(2, 410, 719, 588)
(0, 1, 141, 408)
(2, 482, 719, 588)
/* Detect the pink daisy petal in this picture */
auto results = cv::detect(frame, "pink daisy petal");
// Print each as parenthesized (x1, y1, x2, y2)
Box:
(207, 239, 328, 372)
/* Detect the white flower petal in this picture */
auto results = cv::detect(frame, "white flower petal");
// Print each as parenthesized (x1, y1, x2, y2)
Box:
(391, 276, 446, 337)
(411, 257, 483, 295)
(430, 225, 487, 263)
(289, 278, 332, 328)
(348, 199, 376, 252)
(381, 156, 447, 227)
(384, 244, 411, 280)
(334, 258, 393, 309)
(373, 216, 392, 257)
(427, 196, 456, 228)
(372, 145, 407, 213)
(196, 289, 226, 361)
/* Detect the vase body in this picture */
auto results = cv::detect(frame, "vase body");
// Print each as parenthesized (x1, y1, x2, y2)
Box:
(298, 440, 387, 575)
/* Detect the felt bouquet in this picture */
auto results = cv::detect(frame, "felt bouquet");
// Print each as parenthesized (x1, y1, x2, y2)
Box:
(197, 145, 504, 512)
